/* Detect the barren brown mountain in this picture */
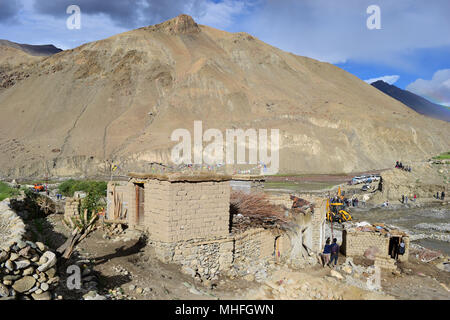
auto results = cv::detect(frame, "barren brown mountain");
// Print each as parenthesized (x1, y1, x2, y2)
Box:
(0, 15, 449, 178)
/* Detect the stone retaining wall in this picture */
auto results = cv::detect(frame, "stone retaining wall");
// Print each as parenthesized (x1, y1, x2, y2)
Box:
(0, 199, 26, 249)
(149, 228, 285, 282)
(63, 198, 80, 221)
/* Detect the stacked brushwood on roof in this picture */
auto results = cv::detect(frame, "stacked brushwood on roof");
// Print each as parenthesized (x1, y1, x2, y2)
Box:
(230, 191, 292, 233)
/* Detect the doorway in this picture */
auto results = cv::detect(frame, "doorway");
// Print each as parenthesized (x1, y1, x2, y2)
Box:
(134, 183, 145, 226)
(389, 236, 400, 259)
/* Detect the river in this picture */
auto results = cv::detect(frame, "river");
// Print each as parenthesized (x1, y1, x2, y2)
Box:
(350, 203, 450, 256)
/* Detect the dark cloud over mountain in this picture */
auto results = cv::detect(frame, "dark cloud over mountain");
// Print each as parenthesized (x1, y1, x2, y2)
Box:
(33, 0, 205, 28)
(0, 0, 22, 22)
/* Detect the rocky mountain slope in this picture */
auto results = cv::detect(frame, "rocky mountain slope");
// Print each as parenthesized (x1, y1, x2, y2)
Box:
(371, 80, 450, 122)
(0, 40, 62, 56)
(0, 15, 449, 178)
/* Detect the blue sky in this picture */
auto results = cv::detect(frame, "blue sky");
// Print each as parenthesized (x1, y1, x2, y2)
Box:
(1, 0, 449, 106)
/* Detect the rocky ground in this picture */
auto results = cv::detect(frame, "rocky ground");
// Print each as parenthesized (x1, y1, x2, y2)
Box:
(0, 240, 59, 300)
(17, 212, 447, 301)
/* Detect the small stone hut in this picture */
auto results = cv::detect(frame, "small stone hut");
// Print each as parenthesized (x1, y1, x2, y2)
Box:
(341, 222, 410, 269)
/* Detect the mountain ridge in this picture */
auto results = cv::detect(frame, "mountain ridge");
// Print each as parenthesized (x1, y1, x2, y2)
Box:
(371, 80, 450, 122)
(0, 39, 62, 56)
(0, 14, 448, 178)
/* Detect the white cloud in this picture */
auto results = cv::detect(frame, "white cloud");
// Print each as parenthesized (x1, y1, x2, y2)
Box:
(241, 0, 450, 69)
(364, 75, 400, 85)
(191, 0, 249, 30)
(406, 69, 450, 106)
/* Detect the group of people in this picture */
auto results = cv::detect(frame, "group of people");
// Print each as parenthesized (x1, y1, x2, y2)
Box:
(55, 193, 63, 200)
(401, 194, 417, 204)
(329, 193, 360, 208)
(395, 161, 412, 172)
(321, 238, 340, 267)
(436, 191, 446, 201)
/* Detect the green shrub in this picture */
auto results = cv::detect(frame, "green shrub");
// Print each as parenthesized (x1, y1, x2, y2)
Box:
(58, 180, 107, 197)
(58, 180, 106, 216)
(81, 185, 106, 215)
(0, 181, 20, 201)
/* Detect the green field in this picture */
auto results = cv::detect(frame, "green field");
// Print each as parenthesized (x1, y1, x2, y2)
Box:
(0, 181, 20, 201)
(433, 151, 450, 160)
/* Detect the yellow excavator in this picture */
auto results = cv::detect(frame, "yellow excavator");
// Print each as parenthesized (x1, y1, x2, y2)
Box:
(326, 187, 352, 223)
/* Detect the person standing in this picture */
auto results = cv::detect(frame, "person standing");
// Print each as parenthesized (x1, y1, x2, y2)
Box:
(442, 191, 445, 201)
(398, 239, 406, 258)
(321, 238, 331, 267)
(414, 194, 417, 202)
(329, 238, 340, 267)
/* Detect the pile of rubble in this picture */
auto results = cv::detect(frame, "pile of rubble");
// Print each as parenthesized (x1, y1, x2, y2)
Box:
(409, 243, 444, 263)
(0, 241, 58, 300)
(102, 223, 126, 239)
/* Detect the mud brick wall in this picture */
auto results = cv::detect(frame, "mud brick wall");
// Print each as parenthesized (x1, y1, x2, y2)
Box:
(342, 230, 390, 257)
(143, 179, 171, 239)
(144, 180, 230, 243)
(64, 198, 80, 220)
(342, 230, 409, 262)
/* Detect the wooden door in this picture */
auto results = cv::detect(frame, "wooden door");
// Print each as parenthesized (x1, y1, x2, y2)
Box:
(135, 184, 145, 225)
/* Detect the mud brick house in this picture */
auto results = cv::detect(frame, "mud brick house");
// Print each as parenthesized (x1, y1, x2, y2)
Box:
(105, 172, 326, 280)
(341, 222, 410, 270)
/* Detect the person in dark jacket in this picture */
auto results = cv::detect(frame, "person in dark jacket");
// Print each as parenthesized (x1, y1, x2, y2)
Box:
(442, 191, 445, 201)
(329, 238, 340, 267)
(321, 238, 331, 267)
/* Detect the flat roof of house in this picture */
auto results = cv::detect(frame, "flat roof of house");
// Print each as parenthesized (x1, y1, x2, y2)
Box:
(343, 221, 408, 237)
(128, 172, 232, 182)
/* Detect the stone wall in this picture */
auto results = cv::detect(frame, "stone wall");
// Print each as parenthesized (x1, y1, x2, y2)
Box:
(149, 228, 282, 282)
(234, 228, 276, 265)
(0, 200, 26, 250)
(63, 198, 80, 221)
(150, 236, 232, 281)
